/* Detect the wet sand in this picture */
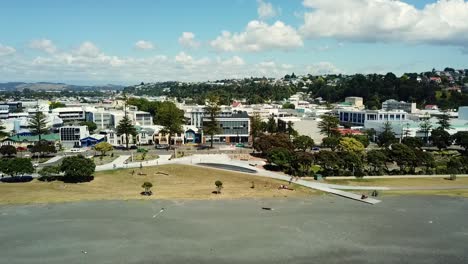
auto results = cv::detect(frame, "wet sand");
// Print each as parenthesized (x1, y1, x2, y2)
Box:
(0, 196, 467, 264)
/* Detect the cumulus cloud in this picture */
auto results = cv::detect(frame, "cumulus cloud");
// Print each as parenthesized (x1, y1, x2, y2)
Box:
(300, 0, 468, 49)
(306, 62, 342, 75)
(210, 20, 303, 52)
(257, 0, 279, 19)
(29, 39, 57, 54)
(0, 40, 333, 83)
(178, 32, 200, 49)
(74, 41, 101, 58)
(0, 44, 16, 56)
(135, 40, 155, 50)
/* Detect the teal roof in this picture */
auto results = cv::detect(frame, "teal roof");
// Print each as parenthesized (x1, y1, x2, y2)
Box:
(6, 134, 60, 142)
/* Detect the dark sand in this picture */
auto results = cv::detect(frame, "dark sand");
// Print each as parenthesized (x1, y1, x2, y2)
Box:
(0, 196, 467, 264)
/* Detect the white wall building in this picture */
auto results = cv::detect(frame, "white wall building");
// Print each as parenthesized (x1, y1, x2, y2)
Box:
(59, 125, 89, 148)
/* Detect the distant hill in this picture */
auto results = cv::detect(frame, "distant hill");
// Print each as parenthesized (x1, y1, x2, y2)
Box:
(0, 82, 125, 91)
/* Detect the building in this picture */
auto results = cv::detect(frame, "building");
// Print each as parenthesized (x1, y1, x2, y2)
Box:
(86, 109, 113, 129)
(381, 99, 417, 113)
(338, 109, 408, 126)
(59, 125, 89, 148)
(204, 111, 250, 144)
(52, 107, 86, 122)
(80, 134, 106, 147)
(1, 134, 60, 147)
(344, 97, 364, 109)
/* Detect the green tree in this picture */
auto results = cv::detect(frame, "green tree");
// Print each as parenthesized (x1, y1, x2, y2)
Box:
(157, 101, 184, 146)
(318, 114, 339, 137)
(49, 101, 66, 109)
(28, 111, 48, 141)
(250, 113, 263, 150)
(419, 118, 432, 143)
(141, 182, 153, 195)
(321, 137, 340, 151)
(254, 133, 293, 153)
(437, 111, 452, 130)
(2, 158, 34, 177)
(94, 142, 113, 157)
(292, 152, 314, 176)
(366, 149, 388, 174)
(286, 121, 298, 139)
(60, 155, 96, 182)
(203, 96, 222, 148)
(38, 165, 61, 177)
(116, 115, 137, 150)
(282, 102, 295, 109)
(80, 121, 98, 133)
(314, 150, 342, 176)
(452, 131, 468, 151)
(267, 147, 293, 172)
(416, 150, 435, 174)
(293, 135, 315, 152)
(430, 127, 451, 150)
(266, 115, 277, 133)
(338, 137, 365, 154)
(341, 151, 364, 176)
(401, 137, 424, 149)
(0, 145, 16, 157)
(0, 120, 8, 138)
(389, 143, 417, 173)
(31, 141, 56, 157)
(377, 121, 397, 148)
(215, 180, 223, 194)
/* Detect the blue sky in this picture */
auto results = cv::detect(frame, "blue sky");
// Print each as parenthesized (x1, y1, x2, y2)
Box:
(0, 0, 467, 84)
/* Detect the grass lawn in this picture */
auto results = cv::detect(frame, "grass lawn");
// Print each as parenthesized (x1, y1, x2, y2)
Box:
(0, 165, 317, 205)
(92, 154, 120, 166)
(133, 153, 159, 161)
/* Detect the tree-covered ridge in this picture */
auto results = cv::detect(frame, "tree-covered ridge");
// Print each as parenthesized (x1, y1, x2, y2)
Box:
(124, 69, 468, 109)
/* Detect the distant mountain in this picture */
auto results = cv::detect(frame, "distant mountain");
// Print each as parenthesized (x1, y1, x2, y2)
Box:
(0, 82, 125, 91)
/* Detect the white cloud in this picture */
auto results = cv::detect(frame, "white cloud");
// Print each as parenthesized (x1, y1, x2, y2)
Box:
(210, 20, 303, 52)
(306, 62, 342, 75)
(0, 44, 16, 56)
(0, 40, 332, 83)
(257, 0, 278, 19)
(74, 41, 101, 58)
(300, 0, 468, 49)
(29, 39, 57, 54)
(178, 32, 200, 49)
(135, 40, 155, 50)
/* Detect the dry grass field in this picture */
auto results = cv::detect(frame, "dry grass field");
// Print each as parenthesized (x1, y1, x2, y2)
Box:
(0, 165, 317, 205)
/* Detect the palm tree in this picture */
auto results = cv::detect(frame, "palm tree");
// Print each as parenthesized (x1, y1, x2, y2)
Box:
(318, 114, 339, 137)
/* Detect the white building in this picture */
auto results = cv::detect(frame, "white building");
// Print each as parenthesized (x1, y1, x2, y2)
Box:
(382, 99, 417, 114)
(52, 107, 86, 122)
(338, 109, 409, 126)
(59, 125, 89, 148)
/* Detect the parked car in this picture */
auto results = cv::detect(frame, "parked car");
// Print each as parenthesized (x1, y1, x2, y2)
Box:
(312, 147, 320, 151)
(129, 145, 138, 150)
(197, 145, 210, 150)
(66, 148, 86, 153)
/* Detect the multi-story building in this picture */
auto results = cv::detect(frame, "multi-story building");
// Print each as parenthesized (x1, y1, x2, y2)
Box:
(381, 99, 417, 113)
(86, 109, 113, 129)
(59, 125, 89, 148)
(338, 109, 409, 126)
(203, 111, 250, 144)
(344, 97, 364, 109)
(52, 107, 85, 122)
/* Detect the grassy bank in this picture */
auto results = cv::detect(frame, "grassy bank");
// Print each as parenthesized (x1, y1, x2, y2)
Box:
(0, 165, 316, 205)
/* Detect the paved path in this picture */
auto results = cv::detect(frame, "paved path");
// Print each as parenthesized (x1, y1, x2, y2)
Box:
(40, 155, 64, 165)
(324, 175, 468, 180)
